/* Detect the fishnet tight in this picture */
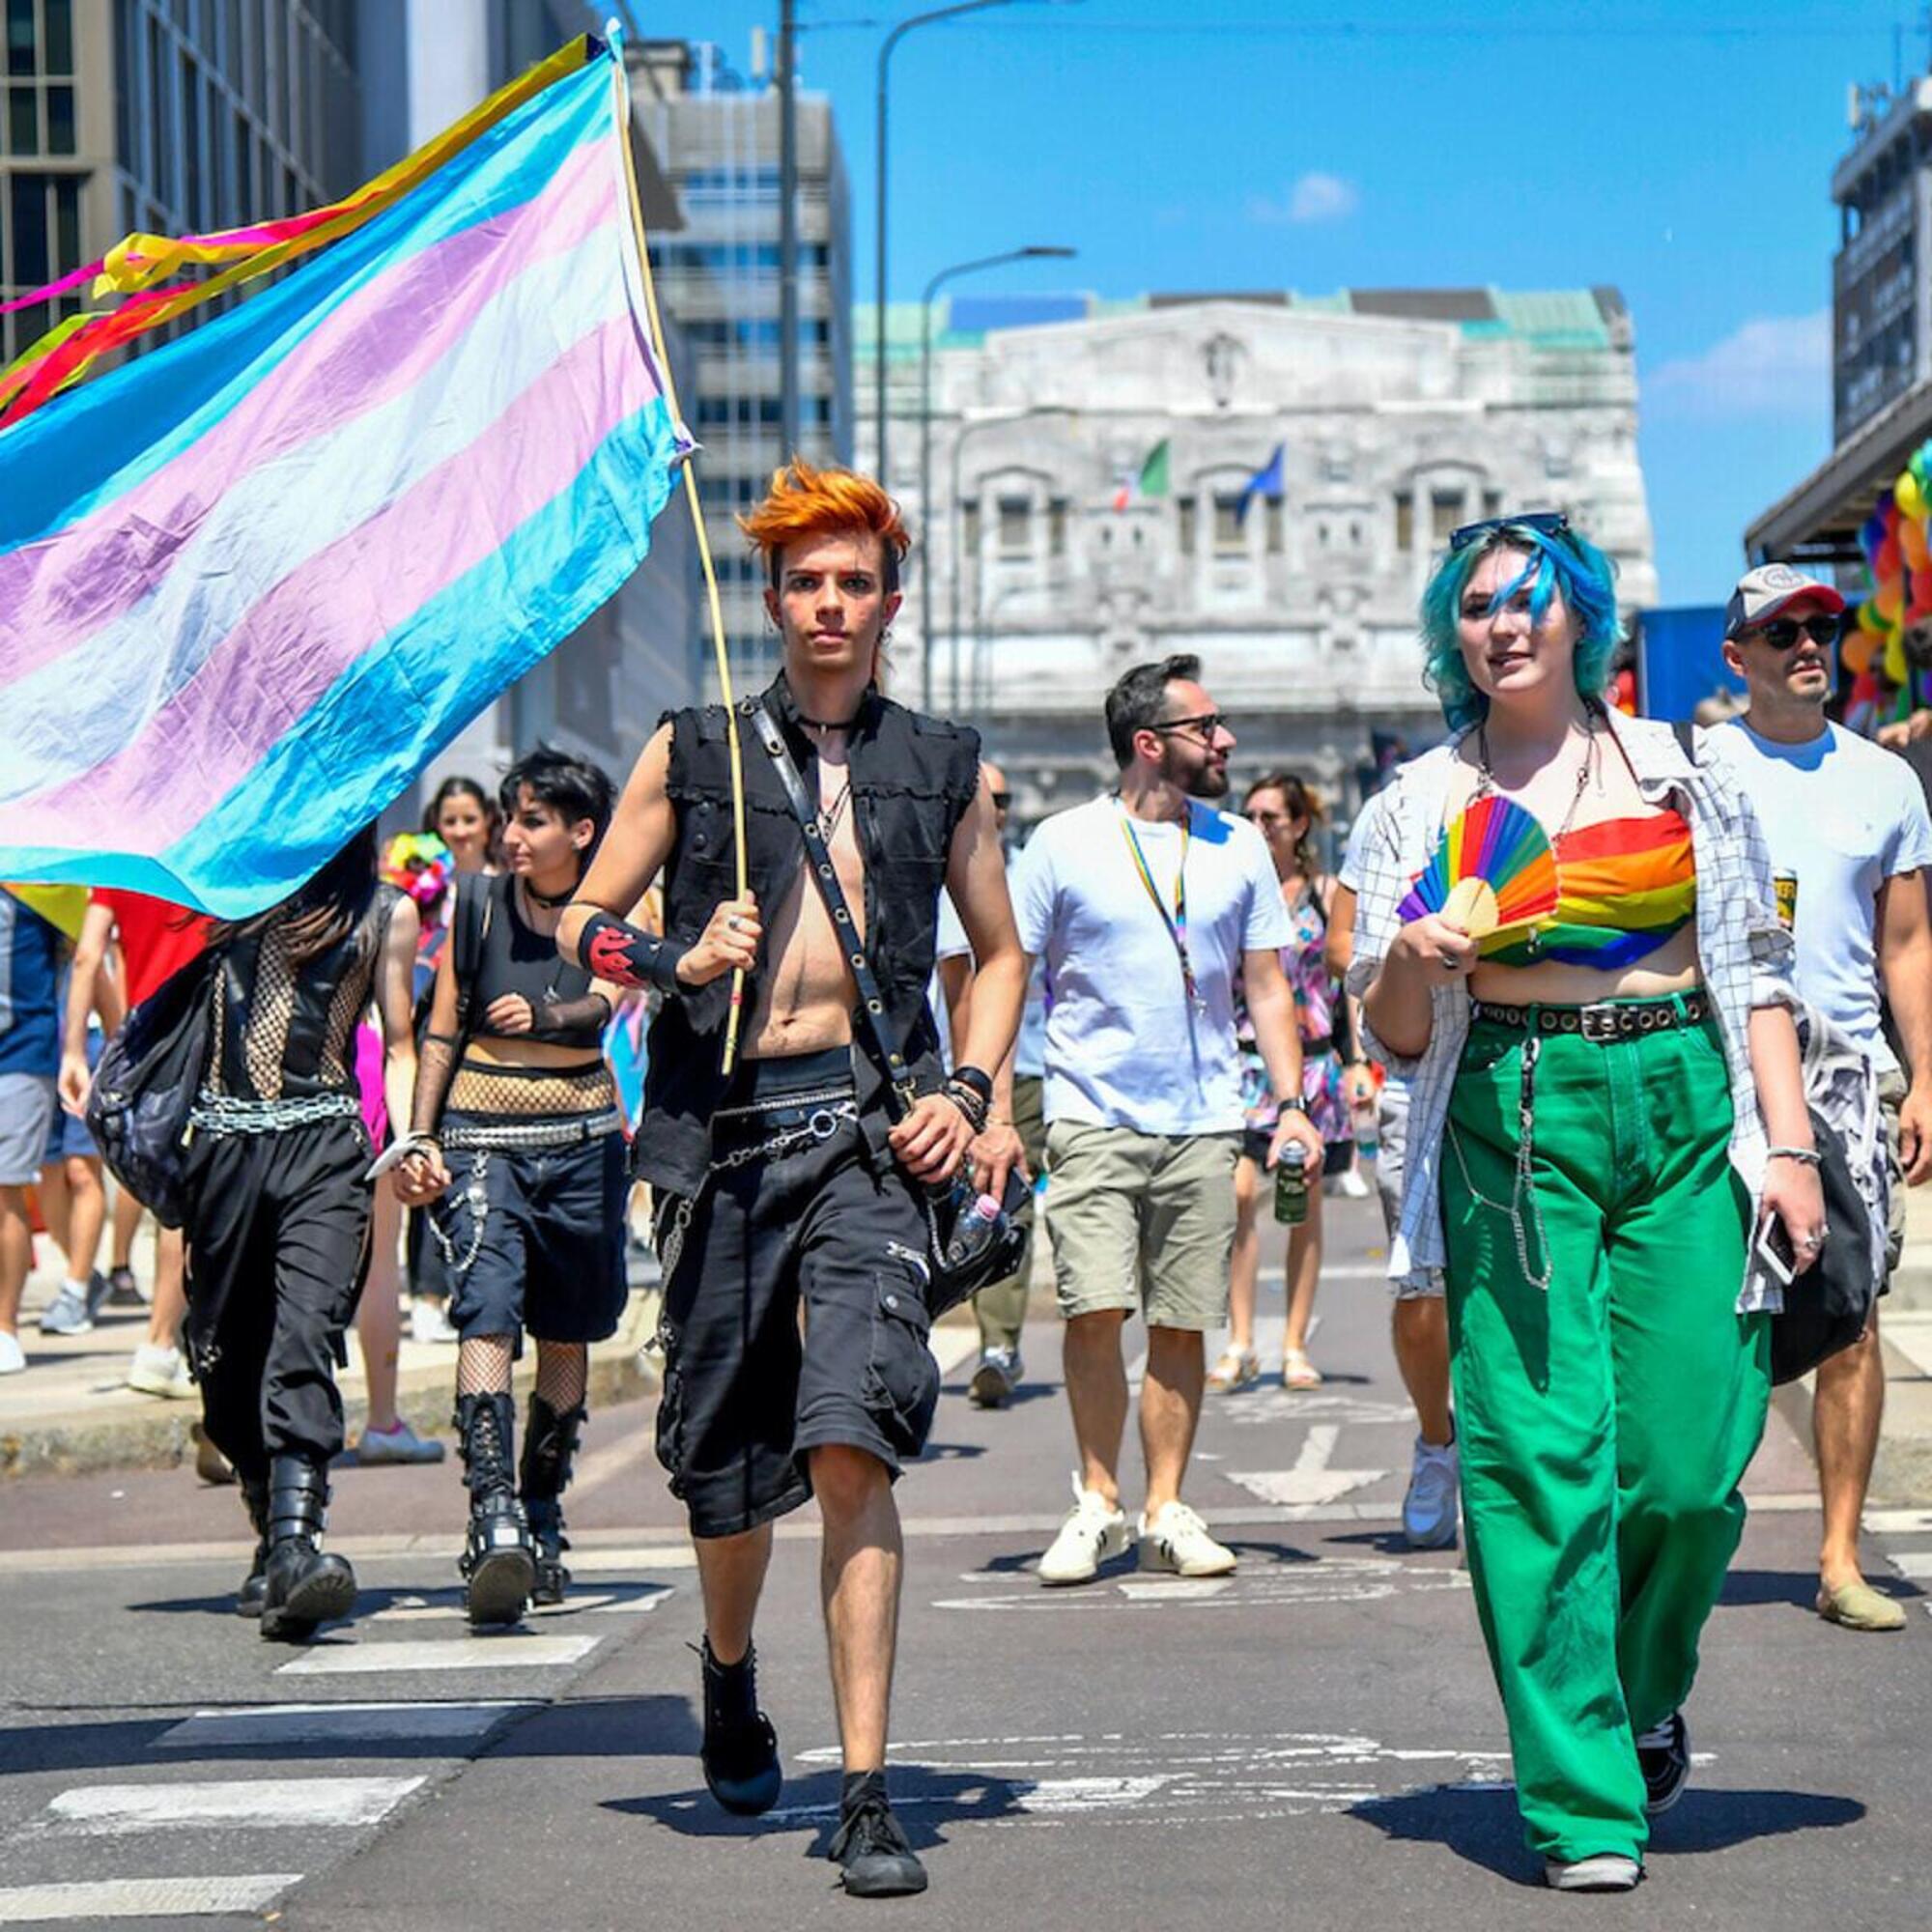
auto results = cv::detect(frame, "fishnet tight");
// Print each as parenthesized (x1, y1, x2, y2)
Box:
(454, 1334, 587, 1407)
(457, 1334, 515, 1397)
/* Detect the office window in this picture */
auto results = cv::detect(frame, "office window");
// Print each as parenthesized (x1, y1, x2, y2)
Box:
(1048, 497, 1068, 557)
(997, 496, 1031, 556)
(1431, 489, 1463, 544)
(1212, 495, 1245, 554)
(961, 499, 980, 556)
(1394, 490, 1414, 551)
(1178, 496, 1196, 554)
(45, 80, 71, 152)
(1266, 499, 1285, 554)
(6, 0, 34, 78)
(7, 81, 32, 149)
(1483, 488, 1504, 520)
(43, 0, 71, 72)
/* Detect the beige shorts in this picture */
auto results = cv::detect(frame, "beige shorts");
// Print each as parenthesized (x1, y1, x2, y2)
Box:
(1043, 1121, 1240, 1330)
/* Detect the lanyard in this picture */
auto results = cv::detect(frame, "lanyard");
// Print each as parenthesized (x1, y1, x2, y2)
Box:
(1118, 800, 1201, 1007)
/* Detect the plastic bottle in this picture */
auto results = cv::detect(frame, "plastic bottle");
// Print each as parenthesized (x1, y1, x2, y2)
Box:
(1273, 1144, 1309, 1226)
(944, 1189, 1009, 1272)
(1351, 1092, 1379, 1158)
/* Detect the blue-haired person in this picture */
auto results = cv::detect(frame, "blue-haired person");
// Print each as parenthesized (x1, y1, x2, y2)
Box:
(1346, 513, 1823, 1890)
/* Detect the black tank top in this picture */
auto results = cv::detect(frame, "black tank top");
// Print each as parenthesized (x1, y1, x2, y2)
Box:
(470, 872, 602, 1049)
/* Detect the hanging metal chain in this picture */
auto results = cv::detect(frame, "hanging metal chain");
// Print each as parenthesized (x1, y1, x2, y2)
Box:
(429, 1151, 492, 1280)
(1444, 1035, 1553, 1293)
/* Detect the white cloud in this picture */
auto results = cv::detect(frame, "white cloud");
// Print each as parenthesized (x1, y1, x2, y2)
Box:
(1646, 310, 1830, 417)
(1247, 171, 1361, 227)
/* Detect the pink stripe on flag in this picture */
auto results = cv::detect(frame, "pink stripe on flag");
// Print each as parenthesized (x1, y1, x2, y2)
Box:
(0, 134, 619, 685)
(11, 314, 657, 853)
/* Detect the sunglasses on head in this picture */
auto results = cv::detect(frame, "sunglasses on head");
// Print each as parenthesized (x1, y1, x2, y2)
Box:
(1448, 510, 1571, 553)
(1151, 712, 1227, 744)
(1743, 612, 1845, 651)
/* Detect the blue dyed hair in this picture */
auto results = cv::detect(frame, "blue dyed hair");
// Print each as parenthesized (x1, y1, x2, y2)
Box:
(1419, 521, 1624, 732)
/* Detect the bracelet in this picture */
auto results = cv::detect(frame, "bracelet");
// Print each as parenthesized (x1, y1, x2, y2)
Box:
(942, 1083, 990, 1134)
(1766, 1146, 1822, 1167)
(951, 1064, 995, 1106)
(1276, 1094, 1310, 1117)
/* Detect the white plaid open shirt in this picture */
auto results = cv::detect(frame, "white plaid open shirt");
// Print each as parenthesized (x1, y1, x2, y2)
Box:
(1345, 710, 1800, 1313)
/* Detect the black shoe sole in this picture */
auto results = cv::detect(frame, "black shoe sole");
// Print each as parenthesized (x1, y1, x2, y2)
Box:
(704, 1756, 783, 1817)
(260, 1566, 355, 1642)
(466, 1548, 536, 1626)
(839, 1859, 929, 1897)
(967, 1368, 1011, 1408)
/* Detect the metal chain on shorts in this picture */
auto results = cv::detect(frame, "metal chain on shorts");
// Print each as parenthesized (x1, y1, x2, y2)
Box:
(429, 1151, 492, 1280)
(1443, 1035, 1553, 1293)
(187, 1091, 359, 1135)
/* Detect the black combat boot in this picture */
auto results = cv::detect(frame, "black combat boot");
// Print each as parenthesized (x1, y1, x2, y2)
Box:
(519, 1394, 585, 1607)
(259, 1456, 357, 1642)
(236, 1476, 270, 1618)
(698, 1637, 782, 1817)
(457, 1391, 535, 1627)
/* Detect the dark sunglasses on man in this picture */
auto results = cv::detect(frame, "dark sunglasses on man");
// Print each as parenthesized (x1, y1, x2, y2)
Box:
(1151, 712, 1228, 745)
(1745, 612, 1845, 650)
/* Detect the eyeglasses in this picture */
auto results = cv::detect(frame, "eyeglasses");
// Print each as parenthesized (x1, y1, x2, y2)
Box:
(1744, 613, 1845, 651)
(1151, 712, 1228, 744)
(1448, 511, 1571, 553)
(989, 791, 1011, 810)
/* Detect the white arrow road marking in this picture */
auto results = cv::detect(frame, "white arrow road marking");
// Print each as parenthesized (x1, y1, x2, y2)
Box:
(0, 1877, 302, 1922)
(1229, 1425, 1388, 1506)
(43, 1777, 424, 1834)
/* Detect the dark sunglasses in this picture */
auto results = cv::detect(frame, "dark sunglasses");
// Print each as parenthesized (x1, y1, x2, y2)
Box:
(989, 790, 1011, 810)
(1448, 510, 1571, 553)
(1745, 613, 1845, 651)
(1151, 712, 1228, 743)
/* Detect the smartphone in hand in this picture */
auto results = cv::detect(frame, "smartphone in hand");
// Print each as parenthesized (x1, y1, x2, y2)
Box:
(1754, 1213, 1798, 1287)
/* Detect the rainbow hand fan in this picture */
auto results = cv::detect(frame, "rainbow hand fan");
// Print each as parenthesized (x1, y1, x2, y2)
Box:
(1396, 795, 1559, 939)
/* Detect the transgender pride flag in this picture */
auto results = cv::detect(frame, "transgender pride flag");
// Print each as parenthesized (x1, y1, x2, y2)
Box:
(0, 38, 687, 917)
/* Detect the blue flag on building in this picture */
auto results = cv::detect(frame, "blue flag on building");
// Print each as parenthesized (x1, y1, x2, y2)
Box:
(1236, 443, 1285, 526)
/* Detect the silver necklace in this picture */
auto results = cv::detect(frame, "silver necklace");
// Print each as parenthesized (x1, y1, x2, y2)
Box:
(817, 775, 853, 843)
(1474, 710, 1599, 838)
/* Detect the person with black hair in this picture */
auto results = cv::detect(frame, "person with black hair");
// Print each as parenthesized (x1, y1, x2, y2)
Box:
(424, 774, 502, 876)
(182, 825, 420, 1640)
(395, 746, 627, 1625)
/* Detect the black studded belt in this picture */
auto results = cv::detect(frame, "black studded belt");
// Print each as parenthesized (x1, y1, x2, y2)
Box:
(1470, 991, 1711, 1043)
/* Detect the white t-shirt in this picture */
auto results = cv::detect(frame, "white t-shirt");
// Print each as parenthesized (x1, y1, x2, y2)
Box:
(1011, 795, 1293, 1133)
(937, 882, 1048, 1078)
(1705, 719, 1932, 1072)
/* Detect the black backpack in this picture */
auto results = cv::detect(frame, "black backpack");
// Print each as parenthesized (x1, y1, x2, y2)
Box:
(85, 948, 220, 1230)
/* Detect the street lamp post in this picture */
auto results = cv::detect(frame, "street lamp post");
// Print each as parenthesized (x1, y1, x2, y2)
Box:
(873, 0, 1043, 490)
(918, 245, 1075, 710)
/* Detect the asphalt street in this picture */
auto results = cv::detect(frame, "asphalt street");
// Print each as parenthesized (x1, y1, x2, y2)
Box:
(3, 1191, 1930, 1931)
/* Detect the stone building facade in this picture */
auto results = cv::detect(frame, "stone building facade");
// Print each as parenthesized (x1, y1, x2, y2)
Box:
(863, 287, 1656, 825)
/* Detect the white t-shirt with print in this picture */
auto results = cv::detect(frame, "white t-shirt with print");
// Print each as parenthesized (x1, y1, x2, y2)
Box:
(1011, 795, 1293, 1134)
(1704, 719, 1932, 1072)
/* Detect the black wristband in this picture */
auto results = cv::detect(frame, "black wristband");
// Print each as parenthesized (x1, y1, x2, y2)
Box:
(951, 1064, 994, 1106)
(580, 910, 687, 997)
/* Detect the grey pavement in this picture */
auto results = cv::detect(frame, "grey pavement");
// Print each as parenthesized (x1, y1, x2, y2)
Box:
(2, 1191, 1929, 1930)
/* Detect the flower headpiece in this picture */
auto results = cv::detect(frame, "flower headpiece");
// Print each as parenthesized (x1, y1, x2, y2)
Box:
(382, 831, 453, 908)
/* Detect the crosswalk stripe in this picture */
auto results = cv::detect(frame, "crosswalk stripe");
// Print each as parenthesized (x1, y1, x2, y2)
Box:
(45, 1777, 423, 1833)
(368, 1583, 673, 1623)
(276, 1634, 600, 1675)
(1885, 1547, 1932, 1579)
(0, 1876, 302, 1922)
(155, 1701, 536, 1750)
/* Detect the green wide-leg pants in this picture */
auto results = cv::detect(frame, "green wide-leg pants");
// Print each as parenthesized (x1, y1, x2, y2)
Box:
(1439, 1004, 1770, 1865)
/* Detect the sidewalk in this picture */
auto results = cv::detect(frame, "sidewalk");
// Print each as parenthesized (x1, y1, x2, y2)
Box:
(1, 1228, 665, 1479)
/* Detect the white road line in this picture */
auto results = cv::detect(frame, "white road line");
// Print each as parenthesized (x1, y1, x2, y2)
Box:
(44, 1777, 423, 1834)
(1886, 1547, 1932, 1579)
(568, 1545, 698, 1573)
(1116, 1578, 1234, 1602)
(1868, 1507, 1932, 1535)
(276, 1634, 600, 1676)
(155, 1701, 536, 1750)
(0, 1876, 301, 1922)
(370, 1584, 672, 1622)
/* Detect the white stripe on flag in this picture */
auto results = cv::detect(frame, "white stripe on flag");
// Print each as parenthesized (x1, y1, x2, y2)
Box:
(44, 1777, 423, 1833)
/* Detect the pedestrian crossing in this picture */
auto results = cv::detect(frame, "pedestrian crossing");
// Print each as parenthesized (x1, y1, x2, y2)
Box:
(0, 1556, 677, 1924)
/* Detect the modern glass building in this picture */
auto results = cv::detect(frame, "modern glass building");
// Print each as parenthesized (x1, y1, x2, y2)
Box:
(1, 0, 359, 365)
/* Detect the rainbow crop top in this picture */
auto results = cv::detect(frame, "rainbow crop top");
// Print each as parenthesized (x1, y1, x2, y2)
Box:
(1483, 809, 1697, 971)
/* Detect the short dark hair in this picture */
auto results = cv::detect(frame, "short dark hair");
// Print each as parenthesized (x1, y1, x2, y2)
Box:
(499, 744, 617, 843)
(1105, 653, 1201, 767)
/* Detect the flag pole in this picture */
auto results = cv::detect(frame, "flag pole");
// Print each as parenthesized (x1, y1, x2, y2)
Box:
(609, 35, 751, 1075)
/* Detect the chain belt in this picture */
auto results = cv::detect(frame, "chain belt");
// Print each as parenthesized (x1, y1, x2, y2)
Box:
(188, 1091, 359, 1135)
(440, 1110, 624, 1151)
(1470, 991, 1710, 1042)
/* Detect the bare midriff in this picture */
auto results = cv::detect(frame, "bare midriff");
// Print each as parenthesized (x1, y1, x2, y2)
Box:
(1468, 924, 1702, 1008)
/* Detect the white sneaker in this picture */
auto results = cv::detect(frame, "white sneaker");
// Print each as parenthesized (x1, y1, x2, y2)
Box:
(1402, 1433, 1460, 1549)
(0, 1330, 24, 1375)
(410, 1299, 461, 1345)
(1037, 1477, 1131, 1585)
(1337, 1168, 1371, 1199)
(1137, 1500, 1237, 1577)
(128, 1343, 195, 1399)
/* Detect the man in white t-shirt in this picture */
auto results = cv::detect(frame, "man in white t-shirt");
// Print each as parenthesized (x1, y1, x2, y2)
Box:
(1011, 655, 1322, 1584)
(1705, 562, 1932, 1634)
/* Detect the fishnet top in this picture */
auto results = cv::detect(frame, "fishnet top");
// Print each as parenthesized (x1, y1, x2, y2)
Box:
(207, 885, 398, 1101)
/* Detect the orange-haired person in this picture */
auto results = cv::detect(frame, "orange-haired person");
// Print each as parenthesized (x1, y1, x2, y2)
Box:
(558, 459, 1027, 1897)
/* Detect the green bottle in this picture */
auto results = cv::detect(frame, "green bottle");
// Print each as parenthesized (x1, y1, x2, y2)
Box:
(1274, 1142, 1309, 1226)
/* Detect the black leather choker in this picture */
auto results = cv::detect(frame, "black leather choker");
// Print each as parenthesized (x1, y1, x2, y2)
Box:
(522, 877, 577, 908)
(799, 712, 860, 731)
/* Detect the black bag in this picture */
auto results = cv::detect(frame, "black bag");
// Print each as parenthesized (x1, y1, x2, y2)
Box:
(751, 699, 1028, 1317)
(85, 948, 219, 1230)
(1769, 1102, 1879, 1385)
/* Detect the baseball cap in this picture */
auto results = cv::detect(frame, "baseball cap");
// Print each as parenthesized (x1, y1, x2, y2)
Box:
(1724, 562, 1846, 638)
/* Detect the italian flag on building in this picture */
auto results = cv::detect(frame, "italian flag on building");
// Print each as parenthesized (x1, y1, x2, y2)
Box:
(1113, 438, 1169, 511)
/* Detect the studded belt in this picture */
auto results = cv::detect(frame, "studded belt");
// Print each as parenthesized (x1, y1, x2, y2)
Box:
(440, 1111, 624, 1151)
(1469, 991, 1711, 1043)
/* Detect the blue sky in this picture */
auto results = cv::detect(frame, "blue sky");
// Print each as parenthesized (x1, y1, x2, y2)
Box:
(630, 0, 1913, 608)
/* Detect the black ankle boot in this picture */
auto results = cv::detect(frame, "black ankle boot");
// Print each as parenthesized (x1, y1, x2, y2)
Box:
(520, 1394, 585, 1606)
(259, 1456, 356, 1642)
(699, 1637, 782, 1816)
(237, 1478, 270, 1619)
(456, 1391, 534, 1627)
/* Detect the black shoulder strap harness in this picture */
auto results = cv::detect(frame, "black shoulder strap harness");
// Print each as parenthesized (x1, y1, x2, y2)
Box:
(749, 698, 922, 1119)
(449, 871, 492, 1040)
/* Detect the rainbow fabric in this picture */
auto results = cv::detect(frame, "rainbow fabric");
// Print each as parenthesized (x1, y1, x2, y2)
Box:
(1483, 810, 1697, 970)
(1395, 794, 1559, 932)
(0, 38, 686, 918)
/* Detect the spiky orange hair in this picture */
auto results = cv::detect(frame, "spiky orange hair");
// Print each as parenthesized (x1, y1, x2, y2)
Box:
(738, 456, 911, 589)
